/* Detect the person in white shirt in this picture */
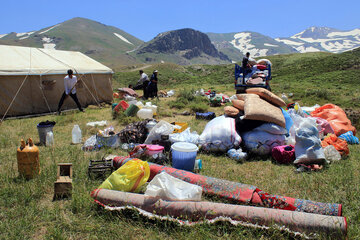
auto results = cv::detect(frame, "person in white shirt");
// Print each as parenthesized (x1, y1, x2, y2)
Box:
(133, 70, 150, 98)
(57, 69, 83, 114)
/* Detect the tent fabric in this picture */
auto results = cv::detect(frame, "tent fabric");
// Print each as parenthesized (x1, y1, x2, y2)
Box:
(0, 45, 113, 118)
(0, 45, 113, 75)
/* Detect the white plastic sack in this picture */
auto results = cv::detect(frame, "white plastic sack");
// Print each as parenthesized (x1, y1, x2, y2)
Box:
(301, 104, 320, 113)
(167, 90, 175, 97)
(242, 123, 287, 155)
(169, 128, 199, 144)
(144, 120, 174, 144)
(145, 172, 202, 201)
(294, 118, 325, 165)
(199, 115, 241, 152)
(86, 120, 107, 127)
(323, 145, 341, 163)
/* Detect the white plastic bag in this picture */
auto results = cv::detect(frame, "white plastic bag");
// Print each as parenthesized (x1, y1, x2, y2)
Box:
(199, 115, 241, 152)
(294, 118, 325, 165)
(144, 120, 174, 144)
(145, 172, 202, 201)
(169, 128, 199, 144)
(167, 90, 175, 97)
(323, 145, 341, 163)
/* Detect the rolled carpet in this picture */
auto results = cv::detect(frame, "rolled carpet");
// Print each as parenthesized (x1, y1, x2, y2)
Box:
(112, 157, 342, 216)
(91, 189, 347, 238)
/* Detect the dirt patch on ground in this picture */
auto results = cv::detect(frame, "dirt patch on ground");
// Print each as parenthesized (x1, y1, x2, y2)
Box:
(345, 108, 360, 131)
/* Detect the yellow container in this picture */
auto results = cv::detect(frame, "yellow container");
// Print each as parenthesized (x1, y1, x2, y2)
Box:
(172, 122, 188, 133)
(17, 138, 40, 179)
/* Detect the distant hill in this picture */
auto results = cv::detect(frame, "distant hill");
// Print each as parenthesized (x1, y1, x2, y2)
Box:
(132, 28, 231, 65)
(275, 27, 360, 53)
(0, 17, 144, 67)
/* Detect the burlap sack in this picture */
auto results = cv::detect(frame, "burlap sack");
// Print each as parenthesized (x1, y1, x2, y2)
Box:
(231, 99, 244, 111)
(244, 94, 286, 128)
(246, 88, 286, 107)
(224, 106, 240, 116)
(236, 93, 258, 101)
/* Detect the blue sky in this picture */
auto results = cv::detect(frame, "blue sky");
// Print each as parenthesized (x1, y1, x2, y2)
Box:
(1, 0, 359, 41)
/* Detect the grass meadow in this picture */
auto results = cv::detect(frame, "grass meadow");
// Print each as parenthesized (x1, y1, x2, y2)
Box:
(1, 51, 360, 239)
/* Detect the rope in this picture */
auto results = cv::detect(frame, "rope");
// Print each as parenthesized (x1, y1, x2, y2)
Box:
(39, 75, 52, 113)
(91, 74, 100, 102)
(1, 48, 32, 123)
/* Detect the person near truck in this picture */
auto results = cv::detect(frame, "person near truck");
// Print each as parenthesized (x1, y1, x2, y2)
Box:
(242, 52, 252, 76)
(57, 69, 83, 115)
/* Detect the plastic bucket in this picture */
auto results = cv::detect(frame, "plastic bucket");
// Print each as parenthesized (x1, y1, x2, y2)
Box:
(171, 142, 198, 171)
(37, 124, 54, 145)
(124, 104, 139, 116)
(145, 144, 164, 156)
(96, 134, 120, 148)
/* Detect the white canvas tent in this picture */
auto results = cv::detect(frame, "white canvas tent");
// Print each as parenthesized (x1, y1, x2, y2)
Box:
(0, 45, 113, 119)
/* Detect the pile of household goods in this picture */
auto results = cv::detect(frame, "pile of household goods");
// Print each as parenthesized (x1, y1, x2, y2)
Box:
(222, 88, 357, 170)
(194, 88, 231, 107)
(91, 158, 347, 238)
(235, 58, 272, 86)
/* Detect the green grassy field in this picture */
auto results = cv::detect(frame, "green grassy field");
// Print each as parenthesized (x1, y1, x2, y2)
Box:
(1, 50, 360, 239)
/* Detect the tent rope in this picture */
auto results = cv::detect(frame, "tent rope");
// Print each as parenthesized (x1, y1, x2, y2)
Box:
(39, 76, 52, 113)
(0, 48, 32, 123)
(36, 48, 102, 108)
(91, 74, 100, 102)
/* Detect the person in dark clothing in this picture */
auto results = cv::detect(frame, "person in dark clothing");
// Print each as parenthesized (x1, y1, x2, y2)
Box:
(148, 70, 158, 99)
(242, 52, 252, 74)
(57, 69, 83, 114)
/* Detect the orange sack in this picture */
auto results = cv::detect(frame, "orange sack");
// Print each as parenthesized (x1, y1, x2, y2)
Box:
(311, 104, 356, 136)
(322, 134, 349, 156)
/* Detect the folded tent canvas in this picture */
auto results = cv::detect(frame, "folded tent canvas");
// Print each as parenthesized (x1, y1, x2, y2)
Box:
(0, 45, 113, 118)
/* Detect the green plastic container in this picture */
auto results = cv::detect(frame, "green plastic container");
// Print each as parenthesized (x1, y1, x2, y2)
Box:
(124, 104, 139, 117)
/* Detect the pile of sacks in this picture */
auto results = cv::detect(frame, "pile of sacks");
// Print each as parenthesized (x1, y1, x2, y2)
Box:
(220, 88, 358, 170)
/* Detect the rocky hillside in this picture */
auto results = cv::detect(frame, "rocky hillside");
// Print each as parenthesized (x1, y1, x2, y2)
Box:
(133, 28, 231, 65)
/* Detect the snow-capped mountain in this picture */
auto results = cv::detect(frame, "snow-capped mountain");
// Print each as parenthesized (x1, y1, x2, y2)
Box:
(275, 27, 360, 53)
(207, 31, 297, 62)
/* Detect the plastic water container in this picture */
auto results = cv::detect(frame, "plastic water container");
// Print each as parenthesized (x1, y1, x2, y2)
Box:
(72, 125, 82, 144)
(137, 108, 153, 119)
(171, 142, 199, 171)
(37, 123, 54, 145)
(45, 131, 54, 146)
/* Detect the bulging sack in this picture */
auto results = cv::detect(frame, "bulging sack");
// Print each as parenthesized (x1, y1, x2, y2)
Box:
(199, 115, 241, 152)
(145, 172, 202, 201)
(98, 159, 150, 192)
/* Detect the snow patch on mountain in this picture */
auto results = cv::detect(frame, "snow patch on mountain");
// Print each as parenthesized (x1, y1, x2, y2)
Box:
(39, 24, 60, 34)
(328, 29, 360, 37)
(275, 38, 303, 46)
(295, 46, 321, 53)
(230, 32, 268, 57)
(0, 34, 7, 39)
(114, 33, 133, 45)
(264, 43, 278, 47)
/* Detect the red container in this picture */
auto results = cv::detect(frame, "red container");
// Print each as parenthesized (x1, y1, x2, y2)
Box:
(114, 100, 129, 112)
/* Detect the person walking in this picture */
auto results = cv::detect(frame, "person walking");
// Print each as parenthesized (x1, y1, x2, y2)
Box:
(57, 69, 84, 114)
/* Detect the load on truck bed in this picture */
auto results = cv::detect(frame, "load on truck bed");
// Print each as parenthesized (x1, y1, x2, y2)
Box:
(234, 58, 272, 93)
